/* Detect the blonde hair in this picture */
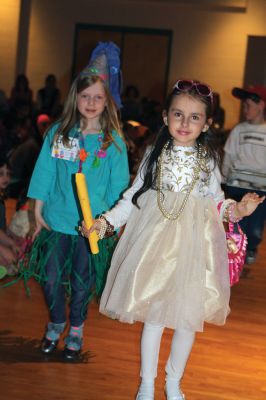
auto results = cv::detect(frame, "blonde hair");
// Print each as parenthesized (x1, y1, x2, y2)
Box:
(55, 75, 123, 150)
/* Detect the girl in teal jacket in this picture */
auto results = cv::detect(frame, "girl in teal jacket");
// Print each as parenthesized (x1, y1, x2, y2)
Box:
(27, 70, 129, 361)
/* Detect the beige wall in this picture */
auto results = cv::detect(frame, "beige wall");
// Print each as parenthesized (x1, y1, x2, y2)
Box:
(0, 0, 20, 98)
(2, 0, 266, 128)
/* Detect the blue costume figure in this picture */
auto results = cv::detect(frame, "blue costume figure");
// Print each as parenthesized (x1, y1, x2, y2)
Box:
(26, 42, 129, 360)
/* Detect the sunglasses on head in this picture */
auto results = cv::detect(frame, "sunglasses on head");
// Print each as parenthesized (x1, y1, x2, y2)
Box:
(174, 80, 213, 100)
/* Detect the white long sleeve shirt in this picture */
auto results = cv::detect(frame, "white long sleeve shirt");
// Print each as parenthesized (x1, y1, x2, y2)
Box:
(105, 146, 225, 230)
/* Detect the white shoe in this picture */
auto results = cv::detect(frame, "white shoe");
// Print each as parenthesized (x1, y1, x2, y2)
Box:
(136, 394, 154, 400)
(136, 384, 154, 400)
(165, 385, 185, 400)
(165, 392, 185, 400)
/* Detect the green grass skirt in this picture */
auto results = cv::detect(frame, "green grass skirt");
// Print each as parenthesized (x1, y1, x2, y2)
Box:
(4, 229, 118, 314)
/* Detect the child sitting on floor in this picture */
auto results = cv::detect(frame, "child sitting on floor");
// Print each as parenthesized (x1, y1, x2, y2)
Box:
(0, 155, 30, 277)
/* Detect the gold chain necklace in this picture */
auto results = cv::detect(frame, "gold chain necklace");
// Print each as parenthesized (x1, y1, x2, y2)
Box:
(156, 142, 209, 220)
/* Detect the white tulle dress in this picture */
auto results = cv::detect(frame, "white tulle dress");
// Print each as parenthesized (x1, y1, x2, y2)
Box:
(100, 146, 230, 332)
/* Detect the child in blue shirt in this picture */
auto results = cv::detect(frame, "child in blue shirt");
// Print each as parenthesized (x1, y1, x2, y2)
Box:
(27, 54, 129, 360)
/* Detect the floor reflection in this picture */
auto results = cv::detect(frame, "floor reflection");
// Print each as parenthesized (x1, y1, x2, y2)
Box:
(0, 330, 94, 364)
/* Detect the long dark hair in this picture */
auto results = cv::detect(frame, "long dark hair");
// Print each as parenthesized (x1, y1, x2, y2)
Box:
(132, 85, 222, 208)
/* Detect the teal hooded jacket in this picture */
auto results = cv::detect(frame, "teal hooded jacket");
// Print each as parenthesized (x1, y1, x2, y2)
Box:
(28, 123, 130, 235)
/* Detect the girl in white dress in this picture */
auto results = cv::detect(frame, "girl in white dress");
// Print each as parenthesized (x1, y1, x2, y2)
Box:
(81, 80, 264, 400)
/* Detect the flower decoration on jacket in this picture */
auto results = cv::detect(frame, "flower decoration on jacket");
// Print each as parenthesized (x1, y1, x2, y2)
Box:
(97, 149, 107, 158)
(78, 136, 107, 172)
(91, 134, 107, 168)
(78, 149, 89, 173)
(92, 149, 107, 168)
(79, 148, 88, 162)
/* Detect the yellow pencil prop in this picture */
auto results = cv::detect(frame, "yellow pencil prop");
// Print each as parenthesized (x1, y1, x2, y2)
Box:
(75, 172, 99, 254)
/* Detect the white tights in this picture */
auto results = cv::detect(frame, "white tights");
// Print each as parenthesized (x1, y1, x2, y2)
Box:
(140, 322, 195, 384)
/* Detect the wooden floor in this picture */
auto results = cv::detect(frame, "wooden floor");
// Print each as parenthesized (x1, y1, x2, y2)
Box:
(0, 203, 266, 399)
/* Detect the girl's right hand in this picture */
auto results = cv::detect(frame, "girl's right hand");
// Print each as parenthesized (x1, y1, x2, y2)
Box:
(81, 220, 101, 238)
(33, 199, 51, 240)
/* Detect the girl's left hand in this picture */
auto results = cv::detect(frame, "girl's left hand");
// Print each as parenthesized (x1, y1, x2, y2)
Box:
(236, 192, 265, 218)
(80, 220, 101, 238)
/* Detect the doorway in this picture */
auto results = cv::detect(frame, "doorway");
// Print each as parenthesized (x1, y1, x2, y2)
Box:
(243, 36, 266, 87)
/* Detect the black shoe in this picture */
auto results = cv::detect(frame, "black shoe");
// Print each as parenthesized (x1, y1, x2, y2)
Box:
(40, 337, 59, 354)
(62, 346, 81, 362)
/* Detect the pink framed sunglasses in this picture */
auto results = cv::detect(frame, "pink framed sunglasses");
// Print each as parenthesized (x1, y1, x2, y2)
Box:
(174, 79, 213, 100)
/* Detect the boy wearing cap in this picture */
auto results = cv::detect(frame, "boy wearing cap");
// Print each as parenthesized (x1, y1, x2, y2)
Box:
(222, 86, 266, 264)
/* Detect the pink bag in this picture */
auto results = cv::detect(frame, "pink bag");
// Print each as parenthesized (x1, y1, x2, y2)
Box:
(217, 202, 248, 286)
(225, 221, 247, 286)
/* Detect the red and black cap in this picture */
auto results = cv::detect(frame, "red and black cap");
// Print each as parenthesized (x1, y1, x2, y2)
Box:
(232, 86, 266, 103)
